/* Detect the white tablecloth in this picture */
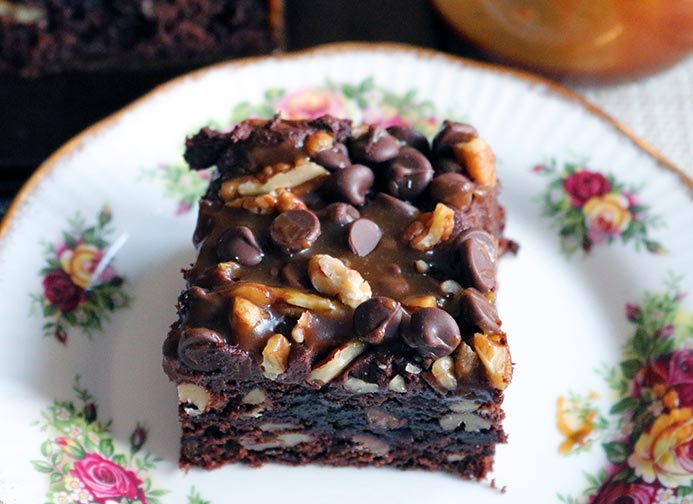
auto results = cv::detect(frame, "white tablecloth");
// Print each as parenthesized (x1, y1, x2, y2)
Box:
(573, 54, 693, 178)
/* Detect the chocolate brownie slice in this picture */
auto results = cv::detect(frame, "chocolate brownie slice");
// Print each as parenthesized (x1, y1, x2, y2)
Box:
(162, 115, 513, 479)
(0, 0, 283, 77)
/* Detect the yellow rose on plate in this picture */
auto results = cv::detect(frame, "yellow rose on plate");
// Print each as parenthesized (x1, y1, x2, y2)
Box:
(628, 407, 693, 488)
(583, 193, 632, 236)
(60, 243, 103, 288)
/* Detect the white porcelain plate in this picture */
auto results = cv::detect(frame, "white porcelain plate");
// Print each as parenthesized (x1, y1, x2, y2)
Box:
(2, 44, 693, 504)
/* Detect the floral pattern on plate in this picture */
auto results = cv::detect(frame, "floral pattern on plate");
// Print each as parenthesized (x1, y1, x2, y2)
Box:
(144, 77, 445, 215)
(558, 278, 693, 503)
(534, 159, 666, 255)
(31, 377, 167, 504)
(31, 205, 132, 344)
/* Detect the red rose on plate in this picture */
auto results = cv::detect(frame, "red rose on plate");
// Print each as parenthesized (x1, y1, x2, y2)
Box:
(42, 269, 85, 313)
(637, 350, 693, 407)
(563, 170, 611, 207)
(592, 481, 657, 504)
(70, 453, 147, 503)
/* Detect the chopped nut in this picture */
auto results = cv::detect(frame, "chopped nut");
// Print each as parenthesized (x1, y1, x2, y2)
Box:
(216, 261, 241, 282)
(230, 297, 270, 335)
(227, 283, 339, 312)
(440, 279, 463, 295)
(308, 340, 367, 385)
(225, 189, 307, 214)
(260, 422, 300, 431)
(219, 161, 328, 200)
(241, 388, 266, 405)
(262, 334, 291, 380)
(305, 131, 334, 156)
(414, 260, 429, 273)
(240, 432, 313, 451)
(439, 412, 492, 432)
(177, 383, 211, 416)
(308, 254, 372, 308)
(449, 401, 479, 413)
(367, 407, 406, 429)
(291, 311, 311, 343)
(388, 375, 407, 393)
(431, 355, 458, 390)
(352, 434, 390, 456)
(402, 203, 455, 251)
(405, 363, 422, 375)
(473, 332, 512, 390)
(401, 295, 438, 311)
(345, 377, 379, 393)
(275, 188, 307, 212)
(454, 341, 481, 378)
(453, 137, 496, 186)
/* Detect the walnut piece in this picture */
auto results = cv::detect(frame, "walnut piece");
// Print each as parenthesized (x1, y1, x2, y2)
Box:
(439, 412, 492, 432)
(345, 377, 379, 393)
(473, 332, 512, 390)
(291, 311, 312, 343)
(227, 283, 339, 312)
(219, 161, 328, 200)
(453, 137, 496, 186)
(454, 341, 481, 379)
(177, 383, 211, 416)
(230, 297, 270, 335)
(308, 254, 372, 308)
(388, 375, 407, 393)
(431, 355, 457, 390)
(305, 131, 334, 156)
(262, 334, 291, 380)
(401, 295, 438, 311)
(241, 388, 266, 405)
(225, 188, 307, 214)
(402, 203, 455, 251)
(308, 340, 367, 385)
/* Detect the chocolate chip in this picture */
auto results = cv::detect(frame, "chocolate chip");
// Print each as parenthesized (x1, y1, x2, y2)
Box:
(178, 327, 228, 371)
(216, 226, 263, 265)
(430, 172, 475, 210)
(350, 126, 400, 163)
(451, 230, 498, 292)
(348, 219, 382, 256)
(314, 143, 350, 171)
(387, 125, 430, 153)
(432, 121, 478, 158)
(324, 164, 374, 206)
(354, 297, 403, 344)
(374, 192, 420, 218)
(435, 158, 465, 174)
(185, 287, 227, 328)
(386, 146, 434, 200)
(371, 274, 411, 299)
(458, 288, 501, 334)
(403, 307, 462, 359)
(280, 260, 311, 289)
(270, 209, 321, 254)
(321, 202, 360, 225)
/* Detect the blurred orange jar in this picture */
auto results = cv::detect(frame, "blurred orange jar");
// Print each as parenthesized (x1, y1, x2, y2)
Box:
(433, 0, 693, 81)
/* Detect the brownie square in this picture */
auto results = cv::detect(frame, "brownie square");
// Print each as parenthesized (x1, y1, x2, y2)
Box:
(162, 115, 513, 479)
(0, 0, 283, 77)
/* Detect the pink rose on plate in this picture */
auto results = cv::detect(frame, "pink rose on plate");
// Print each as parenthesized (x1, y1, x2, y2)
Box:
(70, 453, 147, 503)
(563, 170, 611, 207)
(275, 88, 347, 120)
(591, 481, 657, 503)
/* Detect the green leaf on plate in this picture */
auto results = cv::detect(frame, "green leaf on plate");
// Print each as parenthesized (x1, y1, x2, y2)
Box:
(99, 438, 114, 457)
(620, 359, 643, 379)
(602, 441, 630, 464)
(610, 396, 639, 415)
(31, 460, 53, 473)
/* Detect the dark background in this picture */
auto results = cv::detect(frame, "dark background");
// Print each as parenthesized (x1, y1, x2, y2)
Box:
(0, 0, 486, 218)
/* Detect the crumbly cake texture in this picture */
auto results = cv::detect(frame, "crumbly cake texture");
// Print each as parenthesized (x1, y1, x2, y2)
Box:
(0, 0, 282, 77)
(162, 115, 514, 479)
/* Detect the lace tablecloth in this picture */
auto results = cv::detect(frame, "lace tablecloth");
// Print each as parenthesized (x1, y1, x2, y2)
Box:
(574, 54, 693, 178)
